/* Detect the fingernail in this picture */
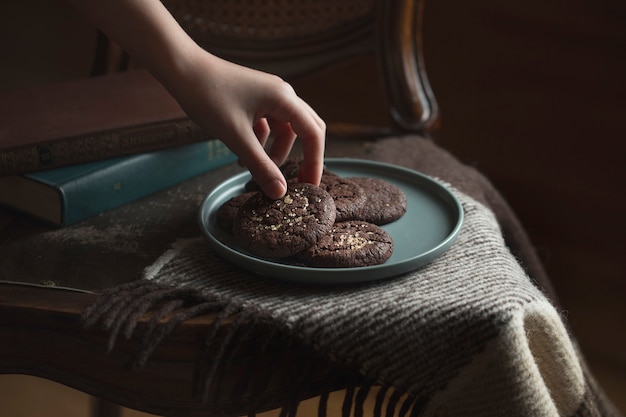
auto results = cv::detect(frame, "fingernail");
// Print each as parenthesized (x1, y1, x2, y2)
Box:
(264, 179, 286, 200)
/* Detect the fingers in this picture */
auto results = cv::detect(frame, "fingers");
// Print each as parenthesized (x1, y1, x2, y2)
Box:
(295, 100, 326, 186)
(227, 76, 326, 198)
(238, 118, 271, 167)
(266, 119, 297, 164)
(249, 164, 287, 200)
(253, 118, 271, 146)
(235, 134, 287, 200)
(266, 95, 326, 187)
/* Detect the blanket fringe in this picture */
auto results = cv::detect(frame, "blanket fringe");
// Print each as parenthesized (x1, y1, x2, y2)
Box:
(82, 280, 427, 417)
(354, 382, 373, 417)
(196, 304, 246, 401)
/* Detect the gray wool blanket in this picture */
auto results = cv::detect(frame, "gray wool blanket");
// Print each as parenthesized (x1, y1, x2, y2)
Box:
(83, 188, 620, 417)
(81, 136, 621, 417)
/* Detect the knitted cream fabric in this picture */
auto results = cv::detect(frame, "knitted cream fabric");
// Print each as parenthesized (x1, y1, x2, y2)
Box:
(141, 188, 587, 416)
(420, 300, 584, 416)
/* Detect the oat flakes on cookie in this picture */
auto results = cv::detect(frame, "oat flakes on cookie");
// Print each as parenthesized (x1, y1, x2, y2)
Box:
(298, 221, 394, 268)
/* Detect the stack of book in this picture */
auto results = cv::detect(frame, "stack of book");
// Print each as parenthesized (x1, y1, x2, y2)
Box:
(0, 69, 236, 227)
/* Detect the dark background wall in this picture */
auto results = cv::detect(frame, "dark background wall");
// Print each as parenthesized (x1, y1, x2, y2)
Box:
(421, 0, 626, 395)
(1, 0, 624, 412)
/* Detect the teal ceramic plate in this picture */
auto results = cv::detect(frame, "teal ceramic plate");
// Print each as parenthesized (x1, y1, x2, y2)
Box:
(198, 158, 463, 284)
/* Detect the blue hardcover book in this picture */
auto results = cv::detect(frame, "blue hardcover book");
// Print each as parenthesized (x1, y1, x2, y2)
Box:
(0, 140, 236, 226)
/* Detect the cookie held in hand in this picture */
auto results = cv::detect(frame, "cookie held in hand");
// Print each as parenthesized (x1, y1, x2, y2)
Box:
(233, 183, 337, 259)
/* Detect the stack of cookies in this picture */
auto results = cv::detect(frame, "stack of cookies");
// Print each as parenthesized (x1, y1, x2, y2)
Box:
(216, 159, 407, 268)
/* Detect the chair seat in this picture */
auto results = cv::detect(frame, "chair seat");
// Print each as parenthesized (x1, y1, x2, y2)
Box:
(0, 283, 360, 416)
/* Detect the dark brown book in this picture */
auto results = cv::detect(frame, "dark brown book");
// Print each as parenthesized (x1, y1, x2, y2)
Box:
(0, 69, 213, 176)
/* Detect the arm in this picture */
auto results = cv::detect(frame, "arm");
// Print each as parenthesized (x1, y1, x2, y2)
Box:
(68, 0, 325, 199)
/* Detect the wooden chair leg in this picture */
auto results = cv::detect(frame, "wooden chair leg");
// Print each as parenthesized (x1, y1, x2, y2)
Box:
(91, 397, 122, 417)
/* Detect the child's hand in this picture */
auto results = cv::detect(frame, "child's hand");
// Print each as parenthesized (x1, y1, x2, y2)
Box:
(165, 51, 326, 200)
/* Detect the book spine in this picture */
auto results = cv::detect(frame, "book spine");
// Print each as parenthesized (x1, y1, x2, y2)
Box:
(59, 140, 236, 226)
(0, 117, 212, 176)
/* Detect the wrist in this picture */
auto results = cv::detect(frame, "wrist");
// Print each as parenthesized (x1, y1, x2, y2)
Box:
(153, 41, 218, 97)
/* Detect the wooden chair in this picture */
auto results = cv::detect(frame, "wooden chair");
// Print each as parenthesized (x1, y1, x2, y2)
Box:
(0, 1, 573, 416)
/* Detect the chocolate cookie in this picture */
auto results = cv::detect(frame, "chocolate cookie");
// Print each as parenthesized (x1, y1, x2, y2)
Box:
(279, 158, 338, 180)
(216, 192, 255, 232)
(320, 175, 367, 222)
(233, 183, 336, 259)
(277, 157, 305, 180)
(346, 177, 407, 225)
(311, 175, 367, 222)
(299, 221, 394, 268)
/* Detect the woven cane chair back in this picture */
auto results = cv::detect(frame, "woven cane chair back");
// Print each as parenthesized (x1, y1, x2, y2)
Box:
(163, 0, 374, 41)
(162, 0, 374, 74)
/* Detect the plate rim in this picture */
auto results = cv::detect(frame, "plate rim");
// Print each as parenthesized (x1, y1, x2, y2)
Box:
(198, 158, 463, 284)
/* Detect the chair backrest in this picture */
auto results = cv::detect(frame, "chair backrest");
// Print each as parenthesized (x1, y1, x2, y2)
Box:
(162, 0, 376, 76)
(160, 0, 437, 134)
(90, 0, 436, 135)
